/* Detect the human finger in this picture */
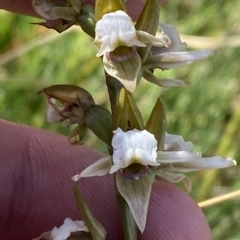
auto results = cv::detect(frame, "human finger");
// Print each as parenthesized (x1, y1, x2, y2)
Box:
(0, 119, 211, 240)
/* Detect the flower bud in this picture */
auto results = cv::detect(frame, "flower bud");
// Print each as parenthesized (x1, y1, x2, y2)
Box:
(85, 105, 113, 146)
(95, 0, 126, 21)
(40, 84, 95, 144)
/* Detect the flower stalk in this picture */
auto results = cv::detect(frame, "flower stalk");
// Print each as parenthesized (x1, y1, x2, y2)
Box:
(32, 0, 237, 239)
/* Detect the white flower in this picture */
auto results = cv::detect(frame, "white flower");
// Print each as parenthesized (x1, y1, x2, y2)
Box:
(72, 128, 159, 181)
(94, 10, 169, 92)
(33, 218, 88, 240)
(95, 10, 146, 57)
(72, 129, 236, 183)
(110, 128, 159, 173)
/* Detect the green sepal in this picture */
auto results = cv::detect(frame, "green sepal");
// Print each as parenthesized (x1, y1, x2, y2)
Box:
(145, 97, 166, 150)
(142, 68, 187, 88)
(135, 0, 160, 61)
(115, 88, 144, 131)
(32, 20, 76, 33)
(40, 84, 95, 110)
(95, 0, 126, 21)
(85, 105, 113, 146)
(73, 185, 107, 240)
(116, 171, 156, 233)
(70, 0, 83, 13)
(78, 5, 96, 38)
(68, 122, 87, 145)
(103, 47, 141, 93)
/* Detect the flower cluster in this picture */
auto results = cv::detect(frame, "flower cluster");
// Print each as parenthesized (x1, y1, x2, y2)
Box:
(94, 9, 215, 92)
(33, 0, 237, 239)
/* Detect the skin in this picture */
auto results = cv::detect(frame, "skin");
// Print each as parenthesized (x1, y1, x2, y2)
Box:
(0, 1, 212, 240)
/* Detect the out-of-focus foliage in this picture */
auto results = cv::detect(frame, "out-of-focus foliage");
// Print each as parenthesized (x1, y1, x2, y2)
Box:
(0, 1, 240, 239)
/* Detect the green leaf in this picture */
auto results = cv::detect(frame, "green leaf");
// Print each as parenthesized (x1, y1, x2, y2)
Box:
(135, 0, 160, 61)
(116, 171, 155, 233)
(145, 97, 166, 150)
(73, 185, 107, 240)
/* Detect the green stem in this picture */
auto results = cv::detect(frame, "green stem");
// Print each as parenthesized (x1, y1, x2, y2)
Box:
(117, 192, 138, 240)
(196, 104, 240, 201)
(105, 73, 123, 129)
(106, 74, 138, 239)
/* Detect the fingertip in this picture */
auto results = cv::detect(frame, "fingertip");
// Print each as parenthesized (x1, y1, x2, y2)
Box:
(142, 181, 212, 240)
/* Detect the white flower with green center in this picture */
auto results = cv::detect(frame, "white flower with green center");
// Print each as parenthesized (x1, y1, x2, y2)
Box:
(72, 128, 236, 181)
(72, 128, 159, 181)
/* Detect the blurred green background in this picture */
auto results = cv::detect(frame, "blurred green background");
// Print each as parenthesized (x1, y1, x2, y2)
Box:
(0, 1, 240, 239)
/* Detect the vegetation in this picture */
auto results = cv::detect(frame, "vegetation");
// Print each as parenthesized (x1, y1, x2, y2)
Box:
(0, 1, 239, 239)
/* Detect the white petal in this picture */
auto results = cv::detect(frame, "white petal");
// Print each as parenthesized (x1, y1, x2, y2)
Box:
(95, 10, 144, 56)
(47, 101, 64, 123)
(109, 164, 122, 174)
(169, 156, 237, 172)
(153, 78, 187, 87)
(33, 218, 88, 240)
(111, 128, 158, 171)
(164, 133, 194, 152)
(157, 151, 200, 163)
(159, 23, 186, 52)
(51, 218, 88, 240)
(144, 50, 216, 69)
(136, 30, 168, 47)
(143, 69, 187, 88)
(72, 156, 112, 181)
(157, 172, 192, 192)
(158, 50, 216, 63)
